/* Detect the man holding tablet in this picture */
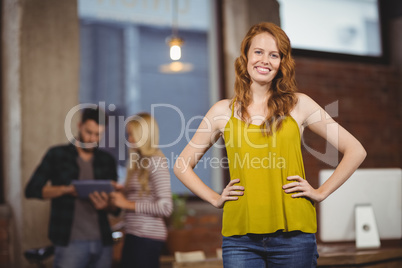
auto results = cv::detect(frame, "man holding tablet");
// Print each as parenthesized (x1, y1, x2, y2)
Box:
(25, 107, 120, 268)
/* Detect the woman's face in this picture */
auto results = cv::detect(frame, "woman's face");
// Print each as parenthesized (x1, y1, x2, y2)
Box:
(126, 126, 135, 145)
(247, 32, 281, 88)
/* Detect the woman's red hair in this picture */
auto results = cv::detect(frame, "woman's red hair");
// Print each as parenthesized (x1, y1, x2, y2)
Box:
(233, 22, 298, 135)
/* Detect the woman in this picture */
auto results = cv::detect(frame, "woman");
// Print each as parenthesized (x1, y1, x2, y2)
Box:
(174, 22, 366, 267)
(110, 113, 173, 268)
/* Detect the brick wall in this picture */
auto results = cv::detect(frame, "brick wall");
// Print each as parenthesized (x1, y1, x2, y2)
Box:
(295, 57, 402, 242)
(0, 219, 10, 266)
(295, 57, 401, 188)
(0, 205, 12, 267)
(166, 201, 222, 256)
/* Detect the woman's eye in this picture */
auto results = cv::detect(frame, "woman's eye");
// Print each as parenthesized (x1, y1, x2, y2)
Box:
(271, 54, 279, 58)
(255, 50, 262, 55)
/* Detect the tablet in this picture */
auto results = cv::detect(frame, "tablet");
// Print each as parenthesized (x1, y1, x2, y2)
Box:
(72, 180, 114, 199)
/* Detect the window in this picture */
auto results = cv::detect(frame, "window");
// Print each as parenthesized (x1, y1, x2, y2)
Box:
(78, 0, 223, 194)
(277, 0, 383, 59)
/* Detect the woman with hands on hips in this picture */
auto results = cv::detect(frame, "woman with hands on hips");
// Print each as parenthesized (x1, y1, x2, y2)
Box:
(110, 113, 173, 268)
(174, 22, 366, 267)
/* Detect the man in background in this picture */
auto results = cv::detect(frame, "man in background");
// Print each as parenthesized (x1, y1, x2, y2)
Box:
(25, 107, 120, 268)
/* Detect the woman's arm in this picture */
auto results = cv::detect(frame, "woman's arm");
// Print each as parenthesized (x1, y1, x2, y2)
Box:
(284, 93, 366, 203)
(133, 157, 173, 217)
(174, 99, 244, 208)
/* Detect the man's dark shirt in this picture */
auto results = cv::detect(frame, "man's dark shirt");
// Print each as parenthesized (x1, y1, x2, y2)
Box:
(25, 143, 118, 246)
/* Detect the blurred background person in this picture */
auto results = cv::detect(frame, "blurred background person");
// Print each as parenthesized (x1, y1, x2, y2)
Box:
(110, 112, 173, 268)
(25, 107, 120, 268)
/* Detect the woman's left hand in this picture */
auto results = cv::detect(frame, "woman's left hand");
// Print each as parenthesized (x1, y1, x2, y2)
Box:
(282, 175, 325, 203)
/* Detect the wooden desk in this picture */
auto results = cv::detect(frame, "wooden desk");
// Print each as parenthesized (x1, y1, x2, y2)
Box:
(172, 258, 222, 268)
(165, 244, 402, 268)
(317, 244, 402, 268)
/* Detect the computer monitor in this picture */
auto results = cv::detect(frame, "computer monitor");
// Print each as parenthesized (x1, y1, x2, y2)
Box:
(319, 168, 402, 242)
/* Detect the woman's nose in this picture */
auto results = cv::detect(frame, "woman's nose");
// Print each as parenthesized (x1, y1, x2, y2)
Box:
(261, 55, 270, 65)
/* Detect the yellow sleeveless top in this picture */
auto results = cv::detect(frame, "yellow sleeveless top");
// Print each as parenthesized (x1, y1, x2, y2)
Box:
(222, 105, 317, 237)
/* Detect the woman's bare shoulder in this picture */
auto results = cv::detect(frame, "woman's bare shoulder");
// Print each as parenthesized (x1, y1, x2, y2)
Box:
(291, 92, 321, 124)
(205, 99, 233, 131)
(295, 92, 312, 103)
(208, 99, 232, 117)
(294, 92, 320, 111)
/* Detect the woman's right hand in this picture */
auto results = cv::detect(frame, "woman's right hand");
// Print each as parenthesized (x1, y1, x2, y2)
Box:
(214, 179, 244, 209)
(109, 192, 126, 208)
(110, 191, 136, 211)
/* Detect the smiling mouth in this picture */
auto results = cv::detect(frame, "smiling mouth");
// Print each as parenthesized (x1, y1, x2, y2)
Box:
(255, 66, 271, 74)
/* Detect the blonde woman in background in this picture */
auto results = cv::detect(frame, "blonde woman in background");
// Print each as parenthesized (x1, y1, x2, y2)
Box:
(110, 113, 173, 268)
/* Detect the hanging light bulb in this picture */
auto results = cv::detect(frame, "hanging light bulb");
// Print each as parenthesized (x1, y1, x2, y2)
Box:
(170, 45, 181, 61)
(167, 36, 184, 61)
(159, 0, 193, 73)
(166, 0, 184, 61)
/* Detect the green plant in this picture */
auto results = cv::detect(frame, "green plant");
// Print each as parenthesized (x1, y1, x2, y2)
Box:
(170, 194, 188, 229)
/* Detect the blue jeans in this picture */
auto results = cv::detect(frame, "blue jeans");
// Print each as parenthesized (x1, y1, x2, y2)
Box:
(53, 240, 113, 268)
(222, 231, 318, 268)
